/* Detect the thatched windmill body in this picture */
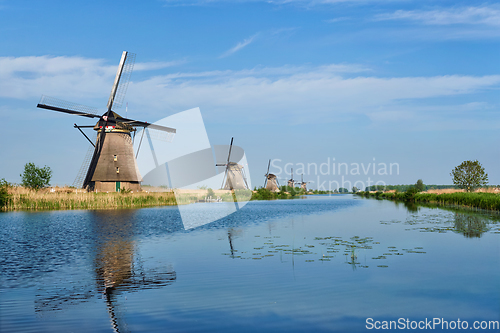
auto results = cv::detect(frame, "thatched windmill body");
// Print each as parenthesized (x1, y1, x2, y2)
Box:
(287, 168, 297, 189)
(216, 138, 249, 190)
(37, 51, 176, 192)
(299, 174, 310, 192)
(263, 159, 280, 192)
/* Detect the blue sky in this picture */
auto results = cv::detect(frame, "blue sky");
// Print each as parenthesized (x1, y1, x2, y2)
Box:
(0, 0, 499, 189)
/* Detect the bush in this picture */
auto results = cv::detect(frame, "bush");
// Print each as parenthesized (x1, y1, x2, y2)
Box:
(404, 186, 419, 201)
(0, 178, 10, 208)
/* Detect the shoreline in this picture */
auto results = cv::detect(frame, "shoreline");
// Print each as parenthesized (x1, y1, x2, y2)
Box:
(356, 191, 500, 212)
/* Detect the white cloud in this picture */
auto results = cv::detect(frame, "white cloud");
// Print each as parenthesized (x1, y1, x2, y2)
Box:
(376, 5, 500, 26)
(0, 55, 184, 101)
(220, 34, 258, 58)
(1, 55, 498, 130)
(127, 66, 500, 130)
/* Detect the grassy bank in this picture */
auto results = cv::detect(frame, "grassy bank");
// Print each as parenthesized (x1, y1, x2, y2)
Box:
(357, 191, 500, 211)
(1, 187, 188, 211)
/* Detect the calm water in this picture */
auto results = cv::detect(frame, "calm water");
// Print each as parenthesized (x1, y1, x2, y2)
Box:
(1, 195, 499, 332)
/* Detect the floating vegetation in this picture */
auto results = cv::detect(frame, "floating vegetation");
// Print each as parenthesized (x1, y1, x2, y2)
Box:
(222, 233, 428, 270)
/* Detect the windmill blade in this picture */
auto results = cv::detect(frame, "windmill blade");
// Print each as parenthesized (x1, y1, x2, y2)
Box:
(144, 128, 175, 143)
(107, 51, 135, 111)
(264, 159, 271, 188)
(83, 130, 107, 189)
(220, 137, 234, 189)
(220, 167, 228, 190)
(116, 115, 176, 134)
(73, 131, 97, 189)
(37, 95, 101, 119)
(226, 137, 234, 165)
(112, 53, 135, 109)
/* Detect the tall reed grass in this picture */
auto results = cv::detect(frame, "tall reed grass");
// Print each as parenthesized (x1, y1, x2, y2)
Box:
(2, 187, 185, 211)
(357, 190, 500, 211)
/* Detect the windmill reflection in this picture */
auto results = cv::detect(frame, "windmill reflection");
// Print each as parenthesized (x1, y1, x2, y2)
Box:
(35, 210, 176, 333)
(227, 228, 242, 258)
(453, 213, 489, 238)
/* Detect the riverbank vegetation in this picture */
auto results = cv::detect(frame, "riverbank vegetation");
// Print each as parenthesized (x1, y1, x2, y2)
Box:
(250, 186, 335, 200)
(357, 190, 500, 211)
(0, 185, 186, 211)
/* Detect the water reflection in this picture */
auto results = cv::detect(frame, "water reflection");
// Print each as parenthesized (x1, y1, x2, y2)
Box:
(35, 210, 176, 333)
(227, 228, 241, 258)
(453, 213, 490, 238)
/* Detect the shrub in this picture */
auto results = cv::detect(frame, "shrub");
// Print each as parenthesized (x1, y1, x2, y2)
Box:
(0, 178, 10, 208)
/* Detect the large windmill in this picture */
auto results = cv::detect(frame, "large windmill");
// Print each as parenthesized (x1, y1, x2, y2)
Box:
(37, 51, 176, 192)
(263, 159, 280, 192)
(216, 138, 249, 190)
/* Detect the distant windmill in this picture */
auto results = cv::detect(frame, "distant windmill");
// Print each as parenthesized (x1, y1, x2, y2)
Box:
(287, 168, 296, 189)
(263, 159, 280, 192)
(216, 138, 249, 190)
(37, 51, 176, 192)
(299, 174, 310, 192)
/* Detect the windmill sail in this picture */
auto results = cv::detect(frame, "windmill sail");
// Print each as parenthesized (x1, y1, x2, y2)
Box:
(111, 52, 135, 109)
(38, 95, 101, 118)
(73, 132, 97, 188)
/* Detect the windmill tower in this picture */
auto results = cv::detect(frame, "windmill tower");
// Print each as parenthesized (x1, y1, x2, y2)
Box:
(263, 159, 280, 192)
(216, 138, 249, 190)
(287, 168, 296, 189)
(299, 174, 310, 192)
(37, 51, 176, 192)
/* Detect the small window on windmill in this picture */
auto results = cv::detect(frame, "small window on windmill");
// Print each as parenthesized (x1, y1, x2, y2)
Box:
(116, 167, 120, 174)
(114, 155, 117, 162)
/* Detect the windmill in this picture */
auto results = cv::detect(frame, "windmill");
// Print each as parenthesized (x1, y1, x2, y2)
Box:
(299, 174, 310, 192)
(287, 168, 296, 189)
(263, 159, 280, 192)
(37, 51, 176, 192)
(216, 137, 249, 190)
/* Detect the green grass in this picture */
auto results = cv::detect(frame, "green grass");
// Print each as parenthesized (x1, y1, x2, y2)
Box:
(357, 191, 500, 211)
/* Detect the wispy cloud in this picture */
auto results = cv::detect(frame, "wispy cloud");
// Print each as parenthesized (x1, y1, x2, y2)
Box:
(2, 55, 498, 130)
(0, 55, 184, 100)
(376, 5, 500, 26)
(163, 0, 391, 6)
(219, 34, 258, 58)
(128, 66, 500, 130)
(325, 17, 350, 23)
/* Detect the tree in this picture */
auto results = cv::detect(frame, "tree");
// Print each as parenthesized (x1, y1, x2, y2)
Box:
(415, 179, 425, 192)
(352, 186, 359, 193)
(20, 162, 52, 190)
(450, 160, 488, 192)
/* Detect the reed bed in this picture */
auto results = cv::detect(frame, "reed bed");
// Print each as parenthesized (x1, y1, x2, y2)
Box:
(3, 187, 185, 211)
(358, 191, 500, 211)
